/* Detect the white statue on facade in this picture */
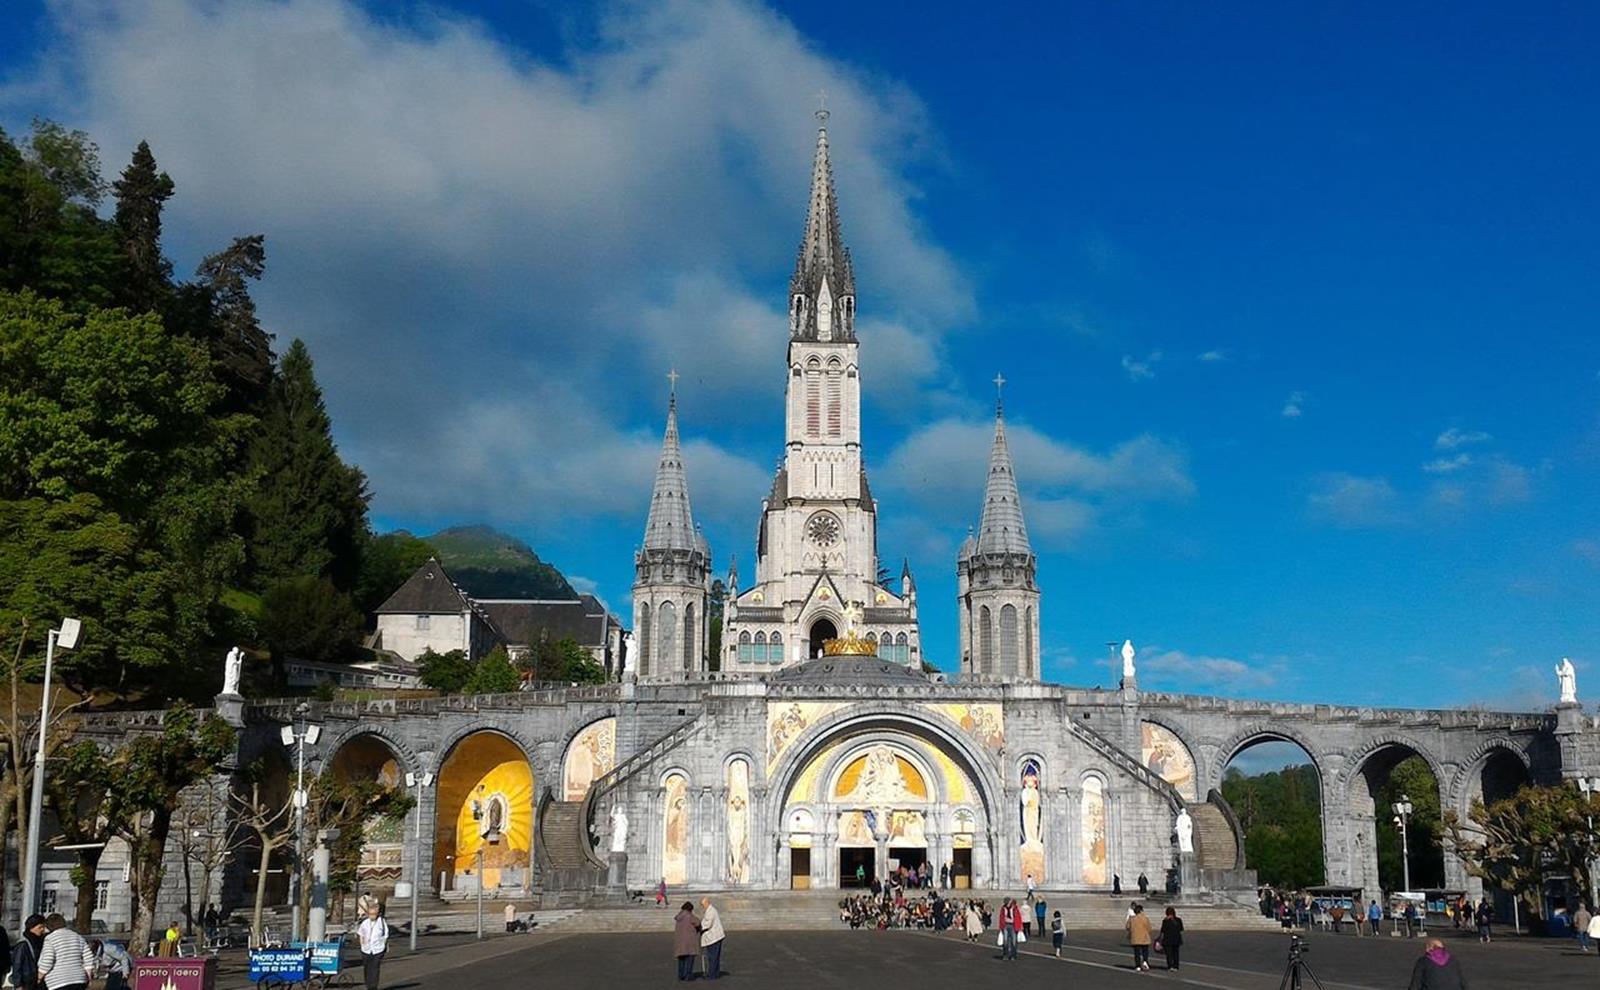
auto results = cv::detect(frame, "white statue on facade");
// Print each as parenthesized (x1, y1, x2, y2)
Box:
(609, 805, 629, 853)
(1174, 807, 1194, 854)
(1556, 656, 1578, 704)
(222, 646, 243, 696)
(1121, 639, 1137, 680)
(621, 631, 636, 674)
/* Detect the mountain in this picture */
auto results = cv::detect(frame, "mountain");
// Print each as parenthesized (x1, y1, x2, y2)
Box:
(425, 525, 577, 600)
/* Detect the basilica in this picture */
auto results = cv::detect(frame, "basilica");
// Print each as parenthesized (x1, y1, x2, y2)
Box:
(62, 115, 1591, 930)
(632, 109, 1037, 681)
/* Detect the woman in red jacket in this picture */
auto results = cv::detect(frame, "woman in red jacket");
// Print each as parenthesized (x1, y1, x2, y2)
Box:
(997, 898, 1023, 960)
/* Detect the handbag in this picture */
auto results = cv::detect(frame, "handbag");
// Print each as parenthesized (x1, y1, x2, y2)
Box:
(1153, 938, 1163, 952)
(1017, 931, 1027, 943)
(995, 931, 1004, 947)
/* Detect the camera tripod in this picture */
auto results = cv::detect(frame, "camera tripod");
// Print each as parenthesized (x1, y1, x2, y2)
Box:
(1277, 949, 1328, 990)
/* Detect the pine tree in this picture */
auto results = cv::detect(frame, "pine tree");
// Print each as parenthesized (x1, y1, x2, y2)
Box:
(246, 339, 369, 591)
(112, 140, 175, 313)
(195, 234, 275, 409)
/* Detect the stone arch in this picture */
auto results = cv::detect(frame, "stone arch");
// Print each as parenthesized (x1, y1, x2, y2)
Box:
(1210, 723, 1328, 793)
(432, 728, 537, 893)
(322, 723, 421, 780)
(1078, 770, 1110, 886)
(660, 768, 692, 884)
(1138, 718, 1203, 801)
(326, 732, 411, 896)
(1451, 740, 1533, 813)
(558, 714, 618, 802)
(1340, 736, 1449, 893)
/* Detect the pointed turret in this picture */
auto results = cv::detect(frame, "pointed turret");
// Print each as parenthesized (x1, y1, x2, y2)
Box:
(956, 375, 1040, 682)
(634, 374, 711, 680)
(789, 110, 855, 341)
(974, 391, 1032, 556)
(642, 388, 698, 551)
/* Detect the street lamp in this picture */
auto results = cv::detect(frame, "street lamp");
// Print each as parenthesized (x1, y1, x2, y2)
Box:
(1392, 795, 1415, 894)
(404, 769, 435, 951)
(1578, 777, 1600, 910)
(280, 702, 320, 943)
(21, 617, 81, 924)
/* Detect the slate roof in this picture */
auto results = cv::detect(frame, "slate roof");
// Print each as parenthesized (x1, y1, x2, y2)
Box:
(476, 597, 610, 648)
(642, 392, 700, 553)
(771, 655, 930, 686)
(972, 400, 1033, 557)
(789, 121, 856, 338)
(375, 558, 472, 614)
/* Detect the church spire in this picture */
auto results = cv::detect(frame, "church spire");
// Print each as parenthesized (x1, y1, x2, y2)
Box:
(789, 103, 855, 341)
(975, 376, 1032, 556)
(642, 372, 698, 551)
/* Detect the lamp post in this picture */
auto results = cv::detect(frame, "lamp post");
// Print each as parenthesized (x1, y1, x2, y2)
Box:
(404, 769, 435, 951)
(280, 702, 320, 943)
(1392, 795, 1415, 894)
(21, 617, 81, 924)
(1578, 777, 1600, 910)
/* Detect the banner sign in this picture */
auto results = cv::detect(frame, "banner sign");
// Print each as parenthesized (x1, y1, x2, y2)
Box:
(248, 949, 310, 983)
(134, 958, 215, 990)
(290, 941, 342, 975)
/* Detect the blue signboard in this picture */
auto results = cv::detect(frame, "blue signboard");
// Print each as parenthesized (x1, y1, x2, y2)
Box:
(248, 949, 309, 983)
(290, 941, 341, 975)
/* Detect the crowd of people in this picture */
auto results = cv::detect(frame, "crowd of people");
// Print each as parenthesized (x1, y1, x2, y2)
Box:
(0, 912, 131, 990)
(1256, 888, 1502, 941)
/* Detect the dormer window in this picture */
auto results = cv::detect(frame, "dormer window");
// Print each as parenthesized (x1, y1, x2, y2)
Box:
(816, 280, 833, 340)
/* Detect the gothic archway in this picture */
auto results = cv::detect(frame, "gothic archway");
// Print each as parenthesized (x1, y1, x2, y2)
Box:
(808, 618, 837, 659)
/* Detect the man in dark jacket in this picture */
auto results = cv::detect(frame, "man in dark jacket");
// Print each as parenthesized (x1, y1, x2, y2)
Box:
(11, 916, 48, 990)
(1408, 939, 1468, 990)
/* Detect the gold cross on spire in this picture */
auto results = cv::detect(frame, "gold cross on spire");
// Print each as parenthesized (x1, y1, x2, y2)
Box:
(993, 372, 1006, 412)
(667, 368, 680, 393)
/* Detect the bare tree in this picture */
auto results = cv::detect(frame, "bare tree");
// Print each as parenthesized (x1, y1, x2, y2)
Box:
(174, 783, 245, 934)
(231, 778, 294, 945)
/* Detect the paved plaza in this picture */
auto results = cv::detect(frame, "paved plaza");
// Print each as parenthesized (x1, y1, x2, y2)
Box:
(315, 926, 1598, 990)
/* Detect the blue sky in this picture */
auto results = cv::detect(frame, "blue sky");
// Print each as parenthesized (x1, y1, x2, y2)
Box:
(3, 1, 1598, 713)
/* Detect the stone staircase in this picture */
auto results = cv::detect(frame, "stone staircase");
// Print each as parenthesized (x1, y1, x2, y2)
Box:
(540, 802, 592, 870)
(538, 890, 1282, 933)
(1190, 801, 1240, 871)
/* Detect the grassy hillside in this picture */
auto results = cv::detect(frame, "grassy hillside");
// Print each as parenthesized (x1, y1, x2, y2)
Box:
(426, 525, 576, 600)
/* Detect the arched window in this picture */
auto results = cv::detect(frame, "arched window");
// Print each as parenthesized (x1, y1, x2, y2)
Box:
(683, 602, 696, 671)
(805, 361, 821, 437)
(738, 630, 752, 664)
(638, 608, 652, 677)
(1000, 604, 1019, 677)
(768, 631, 783, 663)
(825, 366, 842, 437)
(979, 606, 993, 671)
(1024, 606, 1034, 677)
(657, 601, 677, 671)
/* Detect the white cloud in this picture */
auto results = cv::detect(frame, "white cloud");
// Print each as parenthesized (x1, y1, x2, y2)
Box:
(6, 0, 974, 529)
(1435, 427, 1493, 450)
(1307, 472, 1401, 527)
(1121, 351, 1161, 382)
(1281, 390, 1308, 418)
(1573, 539, 1600, 566)
(1422, 454, 1472, 474)
(1137, 646, 1283, 693)
(879, 417, 1192, 549)
(1197, 349, 1230, 363)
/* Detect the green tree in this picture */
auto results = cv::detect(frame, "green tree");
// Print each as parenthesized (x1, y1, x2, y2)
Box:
(296, 771, 412, 930)
(522, 635, 604, 684)
(48, 740, 125, 931)
(1374, 756, 1444, 892)
(355, 531, 438, 615)
(417, 648, 472, 694)
(1445, 784, 1599, 923)
(0, 123, 120, 309)
(1221, 763, 1326, 890)
(105, 703, 236, 950)
(194, 234, 275, 408)
(259, 575, 362, 666)
(706, 578, 725, 672)
(112, 140, 175, 313)
(0, 290, 250, 692)
(463, 645, 521, 694)
(245, 340, 369, 592)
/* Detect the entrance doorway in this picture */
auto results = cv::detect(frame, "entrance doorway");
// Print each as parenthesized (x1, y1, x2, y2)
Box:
(809, 619, 837, 659)
(839, 847, 874, 887)
(951, 848, 973, 889)
(888, 847, 927, 881)
(790, 848, 811, 889)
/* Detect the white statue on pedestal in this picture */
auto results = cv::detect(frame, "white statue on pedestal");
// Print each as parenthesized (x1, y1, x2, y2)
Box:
(1121, 640, 1137, 681)
(610, 805, 629, 853)
(621, 631, 636, 675)
(222, 646, 243, 696)
(1174, 807, 1194, 854)
(1556, 656, 1577, 705)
